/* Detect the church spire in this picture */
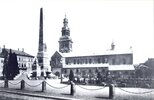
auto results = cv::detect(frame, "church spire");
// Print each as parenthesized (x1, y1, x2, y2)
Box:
(59, 14, 73, 53)
(62, 14, 70, 36)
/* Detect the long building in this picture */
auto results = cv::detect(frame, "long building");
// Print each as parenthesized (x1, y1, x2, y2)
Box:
(50, 16, 135, 83)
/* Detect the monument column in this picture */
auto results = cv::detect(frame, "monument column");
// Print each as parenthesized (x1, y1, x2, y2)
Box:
(37, 8, 51, 78)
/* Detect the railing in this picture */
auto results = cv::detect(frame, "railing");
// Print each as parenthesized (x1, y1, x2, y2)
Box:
(0, 80, 154, 99)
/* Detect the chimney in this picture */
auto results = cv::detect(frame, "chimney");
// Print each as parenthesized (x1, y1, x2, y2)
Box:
(22, 48, 24, 52)
(111, 42, 115, 50)
(3, 45, 5, 49)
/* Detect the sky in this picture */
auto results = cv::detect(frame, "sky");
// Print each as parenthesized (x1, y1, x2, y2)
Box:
(0, 0, 153, 64)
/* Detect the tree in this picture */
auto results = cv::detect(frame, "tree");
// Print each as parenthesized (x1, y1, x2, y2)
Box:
(3, 49, 19, 80)
(2, 54, 9, 79)
(11, 52, 19, 78)
(69, 70, 74, 82)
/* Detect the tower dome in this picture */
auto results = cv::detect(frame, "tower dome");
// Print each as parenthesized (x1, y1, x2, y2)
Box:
(59, 14, 73, 53)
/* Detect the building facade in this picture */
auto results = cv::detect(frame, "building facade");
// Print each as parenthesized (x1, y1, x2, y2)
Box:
(0, 46, 34, 77)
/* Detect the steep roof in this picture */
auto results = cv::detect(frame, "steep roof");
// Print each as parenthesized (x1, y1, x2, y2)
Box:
(59, 49, 133, 58)
(2, 48, 34, 57)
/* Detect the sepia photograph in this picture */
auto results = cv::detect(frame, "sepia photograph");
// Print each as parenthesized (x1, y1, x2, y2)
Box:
(0, 0, 153, 100)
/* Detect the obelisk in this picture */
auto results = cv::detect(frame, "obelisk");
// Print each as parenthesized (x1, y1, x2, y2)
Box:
(37, 8, 50, 77)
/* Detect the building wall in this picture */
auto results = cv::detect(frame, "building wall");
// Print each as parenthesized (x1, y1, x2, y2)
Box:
(64, 53, 133, 66)
(51, 51, 133, 79)
(107, 54, 133, 65)
(17, 55, 34, 70)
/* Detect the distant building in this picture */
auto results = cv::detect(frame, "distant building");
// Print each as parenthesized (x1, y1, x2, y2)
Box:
(0, 46, 34, 77)
(144, 58, 154, 69)
(50, 16, 135, 81)
(144, 58, 154, 78)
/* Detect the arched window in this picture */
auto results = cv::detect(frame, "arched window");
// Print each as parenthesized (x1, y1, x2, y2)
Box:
(98, 58, 101, 64)
(85, 59, 88, 64)
(73, 59, 76, 64)
(77, 59, 80, 64)
(66, 59, 69, 65)
(123, 59, 126, 64)
(89, 59, 92, 64)
(24, 64, 26, 67)
(112, 59, 115, 65)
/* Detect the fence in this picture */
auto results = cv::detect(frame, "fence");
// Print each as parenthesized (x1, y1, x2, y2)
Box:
(0, 80, 154, 99)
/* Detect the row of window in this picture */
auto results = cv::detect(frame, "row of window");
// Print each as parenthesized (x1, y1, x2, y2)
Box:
(18, 57, 33, 62)
(18, 63, 32, 68)
(63, 68, 108, 75)
(65, 57, 108, 65)
(65, 57, 127, 65)
(111, 58, 126, 65)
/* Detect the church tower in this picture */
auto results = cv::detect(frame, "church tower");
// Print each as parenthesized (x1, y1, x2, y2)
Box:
(59, 15, 73, 53)
(37, 8, 50, 76)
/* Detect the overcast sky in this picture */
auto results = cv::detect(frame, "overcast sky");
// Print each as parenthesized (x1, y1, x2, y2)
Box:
(0, 0, 153, 64)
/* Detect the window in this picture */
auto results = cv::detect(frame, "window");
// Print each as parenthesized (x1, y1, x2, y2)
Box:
(98, 58, 101, 64)
(85, 59, 88, 64)
(66, 59, 69, 65)
(123, 59, 126, 64)
(73, 59, 76, 64)
(112, 59, 115, 65)
(89, 69, 92, 73)
(104, 58, 108, 63)
(102, 58, 105, 63)
(89, 59, 92, 64)
(77, 59, 80, 64)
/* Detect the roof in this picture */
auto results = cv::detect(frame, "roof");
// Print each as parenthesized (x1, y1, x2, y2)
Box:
(63, 64, 134, 71)
(109, 65, 135, 71)
(2, 48, 34, 57)
(58, 49, 133, 58)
